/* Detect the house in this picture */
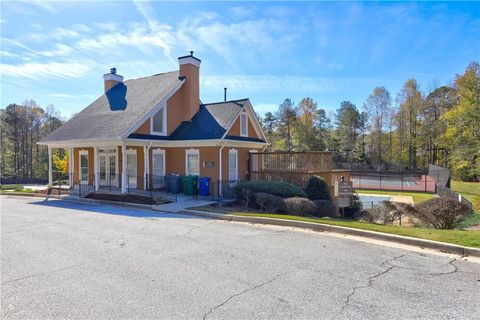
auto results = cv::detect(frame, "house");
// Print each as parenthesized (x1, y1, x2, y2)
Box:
(39, 52, 268, 194)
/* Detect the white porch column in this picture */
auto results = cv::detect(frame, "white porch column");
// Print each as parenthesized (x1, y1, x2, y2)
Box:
(94, 147, 99, 191)
(121, 144, 127, 193)
(48, 147, 53, 186)
(68, 147, 73, 187)
(144, 146, 149, 191)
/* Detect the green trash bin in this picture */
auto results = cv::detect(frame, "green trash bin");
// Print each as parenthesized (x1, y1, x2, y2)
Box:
(182, 175, 198, 196)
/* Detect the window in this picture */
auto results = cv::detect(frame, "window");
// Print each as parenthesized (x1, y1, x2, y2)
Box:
(152, 149, 165, 188)
(229, 149, 238, 182)
(151, 106, 166, 135)
(185, 149, 200, 176)
(79, 151, 89, 183)
(240, 113, 248, 137)
(126, 150, 137, 188)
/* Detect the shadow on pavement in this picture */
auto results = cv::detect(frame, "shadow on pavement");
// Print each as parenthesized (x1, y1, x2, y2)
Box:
(29, 198, 205, 220)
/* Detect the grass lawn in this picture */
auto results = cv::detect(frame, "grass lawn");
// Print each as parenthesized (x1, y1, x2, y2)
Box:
(233, 213, 480, 248)
(451, 180, 480, 228)
(354, 189, 434, 204)
(0, 185, 33, 193)
(188, 205, 480, 248)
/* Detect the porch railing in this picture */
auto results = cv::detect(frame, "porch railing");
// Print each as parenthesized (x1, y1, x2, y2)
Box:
(78, 174, 95, 197)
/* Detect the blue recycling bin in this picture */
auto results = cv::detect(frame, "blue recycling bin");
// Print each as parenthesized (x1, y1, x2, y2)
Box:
(198, 177, 211, 196)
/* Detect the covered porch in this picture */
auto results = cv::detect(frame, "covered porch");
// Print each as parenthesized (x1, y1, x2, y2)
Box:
(45, 139, 259, 200)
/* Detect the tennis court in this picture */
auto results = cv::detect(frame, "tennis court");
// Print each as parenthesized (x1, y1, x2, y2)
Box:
(351, 172, 435, 192)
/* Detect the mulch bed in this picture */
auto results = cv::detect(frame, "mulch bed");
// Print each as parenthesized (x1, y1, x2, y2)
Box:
(86, 193, 171, 205)
(35, 188, 70, 195)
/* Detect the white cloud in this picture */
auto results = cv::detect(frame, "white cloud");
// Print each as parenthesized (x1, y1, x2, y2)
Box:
(48, 93, 75, 98)
(202, 75, 340, 92)
(38, 44, 73, 57)
(0, 61, 92, 79)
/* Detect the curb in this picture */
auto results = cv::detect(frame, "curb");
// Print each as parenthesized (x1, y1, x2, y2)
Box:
(1, 193, 155, 211)
(4, 193, 478, 258)
(181, 209, 480, 258)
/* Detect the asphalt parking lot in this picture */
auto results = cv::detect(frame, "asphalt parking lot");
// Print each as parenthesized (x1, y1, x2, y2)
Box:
(1, 196, 479, 319)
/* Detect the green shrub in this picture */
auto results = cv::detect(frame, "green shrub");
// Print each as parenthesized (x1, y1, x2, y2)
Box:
(344, 193, 363, 218)
(304, 176, 331, 201)
(412, 197, 472, 229)
(234, 181, 306, 202)
(313, 199, 337, 217)
(255, 192, 285, 213)
(284, 197, 317, 216)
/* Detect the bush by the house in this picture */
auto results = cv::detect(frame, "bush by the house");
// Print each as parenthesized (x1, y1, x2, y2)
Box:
(412, 197, 471, 229)
(304, 175, 331, 201)
(255, 192, 285, 213)
(313, 199, 337, 217)
(284, 197, 317, 216)
(234, 181, 306, 203)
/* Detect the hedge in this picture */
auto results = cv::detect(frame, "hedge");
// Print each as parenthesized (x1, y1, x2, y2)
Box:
(234, 181, 307, 201)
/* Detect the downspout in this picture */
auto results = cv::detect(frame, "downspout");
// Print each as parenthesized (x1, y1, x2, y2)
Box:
(219, 142, 226, 195)
(144, 143, 152, 190)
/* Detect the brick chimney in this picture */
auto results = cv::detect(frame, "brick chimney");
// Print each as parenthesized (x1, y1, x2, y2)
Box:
(178, 51, 201, 121)
(103, 67, 123, 92)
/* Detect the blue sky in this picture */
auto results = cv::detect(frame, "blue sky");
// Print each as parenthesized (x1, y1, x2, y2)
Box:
(1, 1, 479, 119)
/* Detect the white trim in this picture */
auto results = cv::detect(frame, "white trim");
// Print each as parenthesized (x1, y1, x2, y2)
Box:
(220, 100, 267, 143)
(94, 147, 99, 190)
(68, 147, 73, 187)
(150, 102, 167, 136)
(121, 144, 127, 193)
(178, 56, 201, 67)
(126, 149, 137, 189)
(185, 149, 200, 176)
(103, 73, 123, 82)
(242, 101, 268, 143)
(79, 150, 89, 184)
(219, 143, 226, 191)
(240, 112, 248, 137)
(228, 148, 238, 181)
(123, 78, 185, 137)
(152, 149, 166, 188)
(48, 147, 52, 186)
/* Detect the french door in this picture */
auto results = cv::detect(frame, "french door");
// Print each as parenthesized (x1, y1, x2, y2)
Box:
(152, 150, 165, 188)
(127, 150, 137, 188)
(99, 153, 116, 187)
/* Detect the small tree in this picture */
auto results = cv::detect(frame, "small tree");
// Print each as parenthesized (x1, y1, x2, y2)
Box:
(304, 175, 331, 201)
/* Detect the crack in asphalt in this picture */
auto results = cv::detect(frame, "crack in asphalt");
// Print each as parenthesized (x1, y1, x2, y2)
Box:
(202, 272, 289, 320)
(178, 221, 217, 243)
(332, 253, 407, 319)
(1, 262, 89, 286)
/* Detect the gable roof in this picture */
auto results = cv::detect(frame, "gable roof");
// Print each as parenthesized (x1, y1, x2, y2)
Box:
(128, 99, 257, 141)
(41, 71, 182, 143)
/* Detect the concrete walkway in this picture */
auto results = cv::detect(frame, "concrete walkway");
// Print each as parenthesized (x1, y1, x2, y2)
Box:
(153, 195, 216, 213)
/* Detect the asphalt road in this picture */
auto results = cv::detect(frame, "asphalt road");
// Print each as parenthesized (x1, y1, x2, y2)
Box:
(1, 196, 479, 320)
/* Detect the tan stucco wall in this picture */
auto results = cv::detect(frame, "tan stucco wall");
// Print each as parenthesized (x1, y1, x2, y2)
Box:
(220, 147, 262, 181)
(133, 84, 189, 136)
(227, 115, 260, 139)
(135, 120, 150, 135)
(179, 63, 200, 122)
(70, 144, 258, 189)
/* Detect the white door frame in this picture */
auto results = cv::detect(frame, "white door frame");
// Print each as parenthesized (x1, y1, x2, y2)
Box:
(152, 149, 166, 188)
(228, 149, 238, 182)
(79, 150, 89, 184)
(126, 149, 137, 189)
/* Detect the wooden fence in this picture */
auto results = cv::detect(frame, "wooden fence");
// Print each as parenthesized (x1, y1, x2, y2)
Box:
(248, 152, 351, 191)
